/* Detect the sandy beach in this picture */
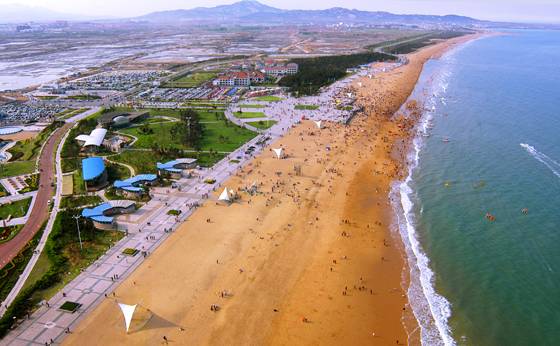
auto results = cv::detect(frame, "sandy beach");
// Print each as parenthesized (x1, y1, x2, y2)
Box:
(63, 33, 480, 346)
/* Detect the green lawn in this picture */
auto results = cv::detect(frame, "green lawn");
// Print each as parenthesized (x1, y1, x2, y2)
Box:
(60, 195, 103, 209)
(295, 104, 320, 110)
(73, 170, 85, 195)
(246, 120, 277, 130)
(66, 95, 101, 100)
(165, 72, 217, 88)
(8, 122, 63, 162)
(239, 104, 266, 109)
(0, 198, 32, 220)
(233, 111, 266, 119)
(252, 96, 283, 102)
(120, 118, 256, 152)
(0, 161, 35, 178)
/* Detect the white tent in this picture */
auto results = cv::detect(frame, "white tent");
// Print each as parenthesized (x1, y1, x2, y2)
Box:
(272, 148, 284, 159)
(117, 302, 153, 334)
(357, 82, 362, 87)
(314, 121, 322, 129)
(219, 187, 231, 202)
(118, 303, 137, 333)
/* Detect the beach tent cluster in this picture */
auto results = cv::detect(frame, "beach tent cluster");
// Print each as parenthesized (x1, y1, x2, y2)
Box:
(219, 187, 236, 203)
(114, 174, 157, 197)
(82, 200, 136, 230)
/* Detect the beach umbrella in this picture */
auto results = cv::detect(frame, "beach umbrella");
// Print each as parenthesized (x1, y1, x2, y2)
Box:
(272, 148, 284, 159)
(314, 121, 322, 129)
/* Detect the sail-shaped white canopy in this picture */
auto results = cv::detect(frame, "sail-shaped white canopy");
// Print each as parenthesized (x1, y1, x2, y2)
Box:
(272, 148, 283, 159)
(219, 187, 231, 202)
(314, 121, 322, 129)
(118, 303, 137, 333)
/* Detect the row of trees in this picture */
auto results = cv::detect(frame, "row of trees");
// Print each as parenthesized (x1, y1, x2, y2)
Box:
(279, 52, 395, 96)
(171, 109, 204, 149)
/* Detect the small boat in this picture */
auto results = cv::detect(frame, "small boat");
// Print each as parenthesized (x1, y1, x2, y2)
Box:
(442, 137, 450, 143)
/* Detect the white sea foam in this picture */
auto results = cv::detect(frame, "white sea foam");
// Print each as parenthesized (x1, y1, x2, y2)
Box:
(391, 58, 457, 346)
(520, 143, 560, 178)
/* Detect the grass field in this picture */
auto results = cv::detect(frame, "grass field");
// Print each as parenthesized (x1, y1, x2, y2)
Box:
(238, 104, 266, 109)
(246, 120, 277, 130)
(66, 95, 101, 100)
(252, 96, 283, 102)
(164, 72, 217, 88)
(60, 195, 103, 209)
(120, 116, 256, 152)
(295, 104, 320, 110)
(8, 122, 63, 162)
(0, 197, 32, 219)
(233, 111, 266, 119)
(0, 161, 35, 178)
(73, 170, 85, 195)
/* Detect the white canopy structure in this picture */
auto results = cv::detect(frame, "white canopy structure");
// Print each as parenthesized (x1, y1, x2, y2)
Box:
(357, 82, 363, 87)
(219, 187, 231, 202)
(118, 303, 136, 333)
(75, 128, 108, 147)
(314, 121, 322, 129)
(272, 148, 284, 159)
(118, 302, 153, 334)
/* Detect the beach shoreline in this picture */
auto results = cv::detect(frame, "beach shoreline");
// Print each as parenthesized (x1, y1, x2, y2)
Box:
(60, 33, 484, 346)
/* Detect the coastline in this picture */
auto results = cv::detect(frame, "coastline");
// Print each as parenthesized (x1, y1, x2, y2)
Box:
(61, 33, 482, 346)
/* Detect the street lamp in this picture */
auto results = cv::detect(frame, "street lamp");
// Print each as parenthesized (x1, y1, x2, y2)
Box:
(72, 215, 83, 251)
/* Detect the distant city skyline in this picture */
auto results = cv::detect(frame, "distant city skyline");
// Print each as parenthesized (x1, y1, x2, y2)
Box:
(1, 0, 559, 23)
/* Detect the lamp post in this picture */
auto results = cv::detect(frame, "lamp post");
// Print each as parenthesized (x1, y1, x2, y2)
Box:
(73, 215, 83, 251)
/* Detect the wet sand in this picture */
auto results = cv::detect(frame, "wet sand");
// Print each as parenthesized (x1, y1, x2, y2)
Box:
(64, 33, 481, 346)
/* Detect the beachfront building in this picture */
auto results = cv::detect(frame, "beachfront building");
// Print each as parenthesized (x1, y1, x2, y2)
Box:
(98, 111, 148, 128)
(156, 158, 197, 179)
(75, 128, 108, 153)
(212, 71, 265, 87)
(81, 200, 136, 230)
(113, 174, 158, 198)
(82, 157, 107, 191)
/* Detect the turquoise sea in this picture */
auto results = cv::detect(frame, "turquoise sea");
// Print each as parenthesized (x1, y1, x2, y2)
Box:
(393, 30, 560, 346)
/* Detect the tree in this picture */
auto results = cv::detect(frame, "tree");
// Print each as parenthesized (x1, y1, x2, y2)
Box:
(177, 109, 203, 148)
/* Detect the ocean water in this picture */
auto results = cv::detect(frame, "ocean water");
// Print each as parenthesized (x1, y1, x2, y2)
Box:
(394, 30, 560, 345)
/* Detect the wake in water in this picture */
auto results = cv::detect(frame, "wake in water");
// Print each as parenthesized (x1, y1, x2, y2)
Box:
(520, 143, 560, 178)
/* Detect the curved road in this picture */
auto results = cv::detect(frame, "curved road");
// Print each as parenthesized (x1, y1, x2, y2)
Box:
(0, 123, 72, 269)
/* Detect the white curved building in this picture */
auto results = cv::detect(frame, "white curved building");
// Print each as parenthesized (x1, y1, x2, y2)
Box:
(76, 128, 108, 148)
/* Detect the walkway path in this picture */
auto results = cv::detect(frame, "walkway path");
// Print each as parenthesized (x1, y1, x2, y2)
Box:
(0, 123, 72, 270)
(0, 123, 73, 318)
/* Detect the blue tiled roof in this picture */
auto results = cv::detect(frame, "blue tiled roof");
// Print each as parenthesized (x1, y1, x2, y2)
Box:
(82, 203, 112, 219)
(157, 161, 182, 173)
(114, 174, 157, 191)
(82, 157, 105, 181)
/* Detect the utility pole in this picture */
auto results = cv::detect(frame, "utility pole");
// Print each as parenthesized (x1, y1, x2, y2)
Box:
(73, 215, 83, 251)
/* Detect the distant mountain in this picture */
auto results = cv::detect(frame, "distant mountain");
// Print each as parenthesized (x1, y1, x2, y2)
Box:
(138, 0, 484, 27)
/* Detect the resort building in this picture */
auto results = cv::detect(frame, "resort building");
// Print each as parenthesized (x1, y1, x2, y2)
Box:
(156, 158, 197, 179)
(114, 174, 158, 198)
(75, 128, 107, 153)
(82, 157, 107, 191)
(213, 71, 265, 87)
(81, 200, 136, 230)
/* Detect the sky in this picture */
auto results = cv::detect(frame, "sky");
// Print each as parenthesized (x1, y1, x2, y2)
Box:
(1, 0, 559, 23)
